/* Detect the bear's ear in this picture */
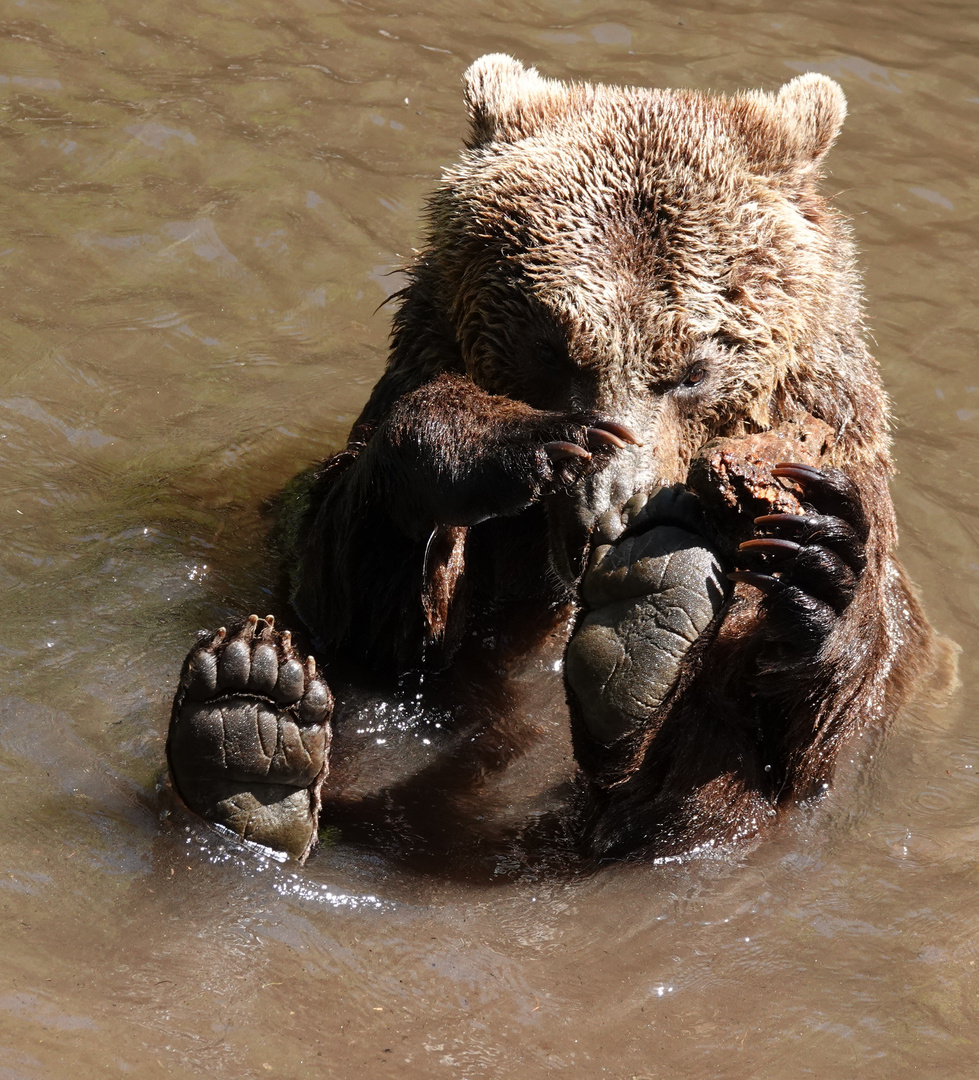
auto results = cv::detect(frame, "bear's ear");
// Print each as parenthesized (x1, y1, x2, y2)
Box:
(463, 54, 571, 148)
(772, 73, 847, 168)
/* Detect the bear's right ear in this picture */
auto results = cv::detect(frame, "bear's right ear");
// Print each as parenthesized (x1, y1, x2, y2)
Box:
(463, 54, 571, 148)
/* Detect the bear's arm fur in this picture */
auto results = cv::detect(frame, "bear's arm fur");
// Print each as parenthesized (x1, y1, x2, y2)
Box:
(290, 368, 602, 674)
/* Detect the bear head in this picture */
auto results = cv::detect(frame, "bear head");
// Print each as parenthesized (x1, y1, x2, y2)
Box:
(393, 56, 890, 562)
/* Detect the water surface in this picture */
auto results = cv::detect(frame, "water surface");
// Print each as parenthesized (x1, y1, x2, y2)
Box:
(1, 1, 977, 1077)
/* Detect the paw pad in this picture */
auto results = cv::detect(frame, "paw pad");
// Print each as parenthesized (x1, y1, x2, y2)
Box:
(167, 614, 334, 861)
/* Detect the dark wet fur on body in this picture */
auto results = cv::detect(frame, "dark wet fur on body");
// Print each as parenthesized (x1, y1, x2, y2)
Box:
(167, 56, 939, 869)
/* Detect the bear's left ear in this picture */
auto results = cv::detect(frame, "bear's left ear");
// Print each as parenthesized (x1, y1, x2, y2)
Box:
(463, 54, 572, 148)
(772, 73, 847, 168)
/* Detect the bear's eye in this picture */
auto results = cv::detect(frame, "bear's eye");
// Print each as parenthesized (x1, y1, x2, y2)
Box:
(681, 366, 707, 388)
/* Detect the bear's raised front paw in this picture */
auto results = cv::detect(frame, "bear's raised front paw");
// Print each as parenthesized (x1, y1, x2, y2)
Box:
(167, 614, 333, 861)
(729, 462, 868, 656)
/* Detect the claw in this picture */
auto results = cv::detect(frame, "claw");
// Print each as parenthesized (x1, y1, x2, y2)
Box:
(586, 426, 628, 451)
(306, 655, 317, 678)
(739, 538, 802, 558)
(772, 463, 824, 485)
(545, 441, 592, 463)
(727, 570, 782, 595)
(771, 463, 867, 535)
(753, 512, 806, 530)
(591, 420, 644, 447)
(280, 630, 292, 655)
(213, 627, 227, 645)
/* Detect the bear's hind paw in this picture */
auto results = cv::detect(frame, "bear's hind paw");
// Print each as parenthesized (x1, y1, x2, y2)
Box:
(167, 614, 333, 862)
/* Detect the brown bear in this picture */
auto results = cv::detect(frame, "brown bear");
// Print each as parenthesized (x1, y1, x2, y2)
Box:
(166, 55, 936, 866)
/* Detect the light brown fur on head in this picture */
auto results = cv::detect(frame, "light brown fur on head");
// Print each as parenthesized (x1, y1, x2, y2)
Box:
(391, 55, 889, 531)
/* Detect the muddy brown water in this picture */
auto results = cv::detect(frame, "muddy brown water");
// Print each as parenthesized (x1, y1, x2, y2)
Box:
(1, 1, 977, 1077)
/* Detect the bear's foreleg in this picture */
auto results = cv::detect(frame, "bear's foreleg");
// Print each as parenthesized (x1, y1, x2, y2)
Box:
(567, 457, 908, 860)
(728, 461, 927, 803)
(294, 372, 637, 672)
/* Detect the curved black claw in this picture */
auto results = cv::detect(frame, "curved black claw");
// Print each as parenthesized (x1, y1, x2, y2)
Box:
(542, 418, 640, 489)
(732, 464, 868, 657)
(167, 615, 333, 862)
(545, 441, 592, 464)
(739, 537, 802, 559)
(727, 569, 783, 596)
(586, 420, 644, 451)
(773, 462, 869, 538)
